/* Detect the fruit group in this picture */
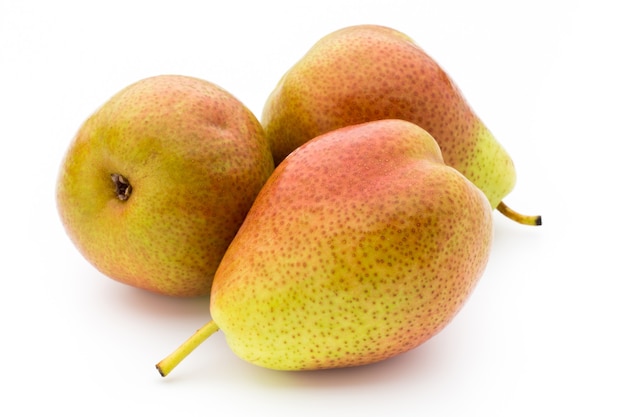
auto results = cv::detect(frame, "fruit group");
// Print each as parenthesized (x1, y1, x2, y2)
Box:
(262, 24, 540, 225)
(156, 119, 493, 374)
(56, 75, 274, 297)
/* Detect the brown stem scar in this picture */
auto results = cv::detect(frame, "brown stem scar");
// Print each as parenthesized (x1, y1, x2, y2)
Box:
(111, 173, 132, 201)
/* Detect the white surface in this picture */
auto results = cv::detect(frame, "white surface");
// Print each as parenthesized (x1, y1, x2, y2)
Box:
(2, 1, 624, 415)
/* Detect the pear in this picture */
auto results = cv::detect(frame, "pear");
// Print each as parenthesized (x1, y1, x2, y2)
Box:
(262, 24, 541, 226)
(156, 119, 493, 375)
(56, 75, 274, 297)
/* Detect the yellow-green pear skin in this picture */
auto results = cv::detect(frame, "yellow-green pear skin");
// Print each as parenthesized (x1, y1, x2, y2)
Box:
(210, 119, 493, 370)
(262, 24, 515, 209)
(57, 75, 275, 297)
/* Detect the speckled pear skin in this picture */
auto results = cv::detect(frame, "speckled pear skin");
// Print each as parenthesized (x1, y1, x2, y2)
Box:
(56, 75, 275, 297)
(210, 119, 493, 371)
(262, 24, 515, 209)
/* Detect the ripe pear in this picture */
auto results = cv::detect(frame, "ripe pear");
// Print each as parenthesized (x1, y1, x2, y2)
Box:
(156, 119, 493, 375)
(56, 75, 274, 297)
(262, 24, 540, 226)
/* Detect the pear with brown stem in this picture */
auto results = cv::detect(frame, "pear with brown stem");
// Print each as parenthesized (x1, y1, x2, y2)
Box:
(262, 24, 541, 226)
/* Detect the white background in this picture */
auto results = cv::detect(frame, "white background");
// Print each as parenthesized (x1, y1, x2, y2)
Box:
(2, 1, 624, 415)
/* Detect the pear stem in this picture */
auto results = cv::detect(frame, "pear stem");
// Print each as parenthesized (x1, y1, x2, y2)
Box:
(496, 201, 542, 226)
(156, 320, 220, 377)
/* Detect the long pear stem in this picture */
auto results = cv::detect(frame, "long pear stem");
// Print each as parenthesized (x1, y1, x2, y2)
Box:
(496, 201, 542, 226)
(156, 320, 220, 377)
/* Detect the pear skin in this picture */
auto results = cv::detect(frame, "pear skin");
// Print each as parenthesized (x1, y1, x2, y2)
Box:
(57, 75, 275, 297)
(262, 25, 540, 225)
(156, 119, 493, 374)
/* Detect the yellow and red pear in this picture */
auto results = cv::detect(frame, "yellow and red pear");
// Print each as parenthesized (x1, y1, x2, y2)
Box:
(57, 75, 274, 297)
(262, 24, 540, 225)
(156, 119, 493, 374)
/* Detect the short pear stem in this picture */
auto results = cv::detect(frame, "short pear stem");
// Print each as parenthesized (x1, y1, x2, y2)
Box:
(496, 201, 542, 226)
(156, 320, 220, 377)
